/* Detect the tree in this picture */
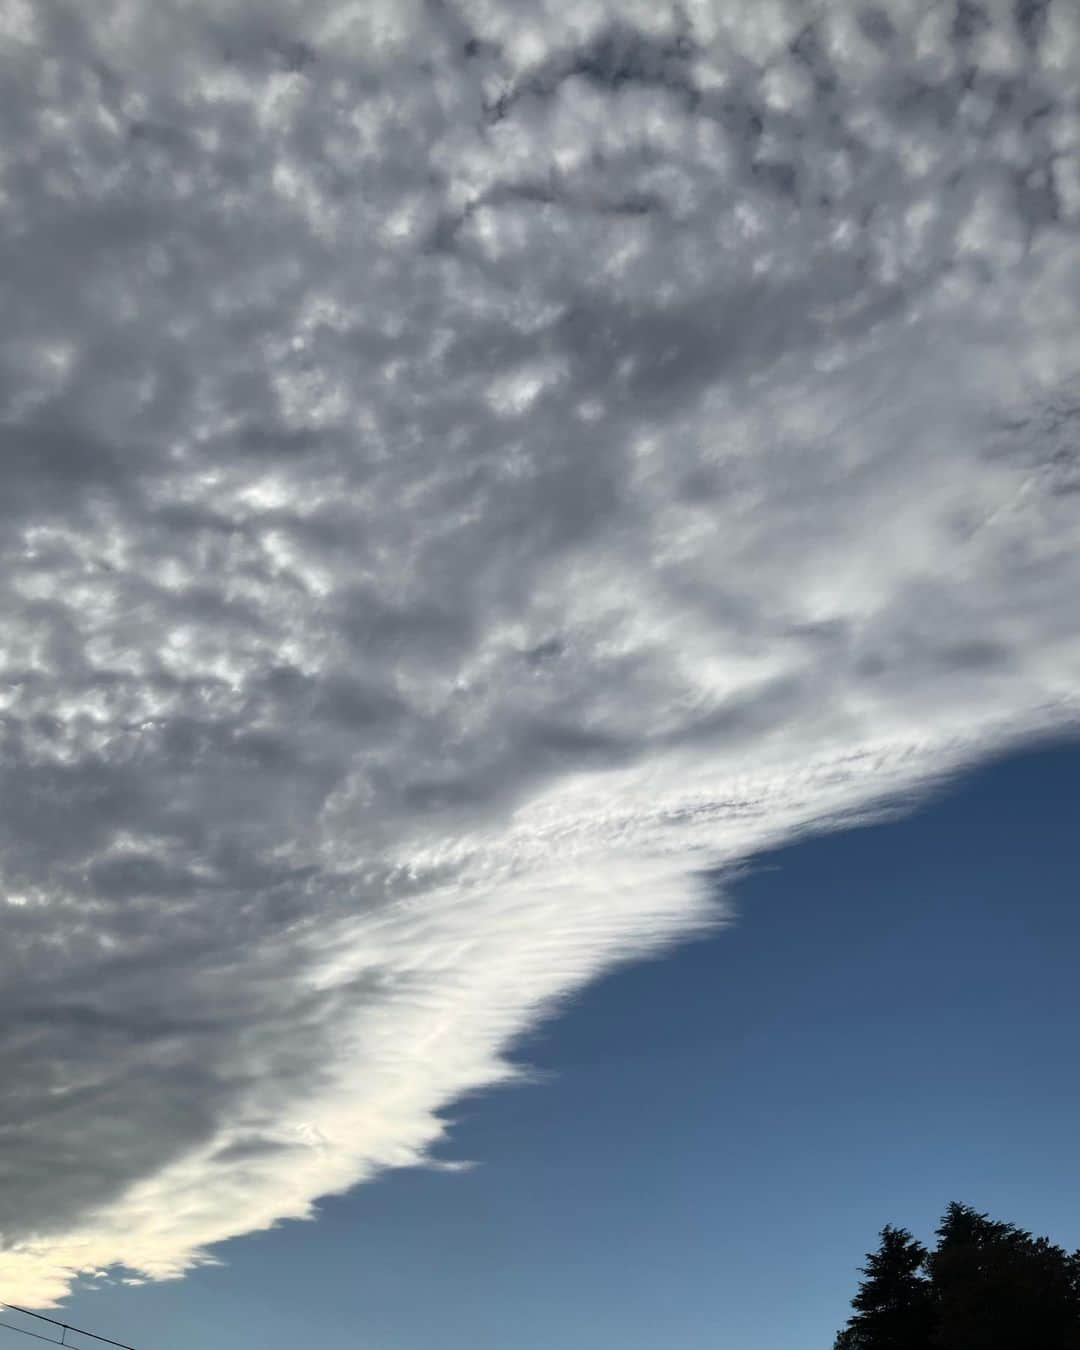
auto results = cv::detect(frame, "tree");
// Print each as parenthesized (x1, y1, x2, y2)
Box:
(929, 1202, 1080, 1350)
(833, 1203, 1080, 1349)
(833, 1224, 934, 1350)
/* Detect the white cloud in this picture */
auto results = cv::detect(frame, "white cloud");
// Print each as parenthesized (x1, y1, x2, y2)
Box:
(1, 0, 1078, 1306)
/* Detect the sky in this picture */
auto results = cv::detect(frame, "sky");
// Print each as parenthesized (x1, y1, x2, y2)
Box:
(1, 0, 1079, 1338)
(25, 736, 1080, 1350)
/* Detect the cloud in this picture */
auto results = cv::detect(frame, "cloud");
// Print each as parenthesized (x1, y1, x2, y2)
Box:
(1, 0, 1079, 1305)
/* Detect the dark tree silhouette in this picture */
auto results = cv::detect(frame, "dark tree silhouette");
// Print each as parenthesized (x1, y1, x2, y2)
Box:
(929, 1202, 1080, 1350)
(834, 1204, 1080, 1350)
(833, 1225, 933, 1350)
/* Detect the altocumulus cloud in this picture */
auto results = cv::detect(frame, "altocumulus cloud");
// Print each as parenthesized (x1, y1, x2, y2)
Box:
(1, 0, 1079, 1304)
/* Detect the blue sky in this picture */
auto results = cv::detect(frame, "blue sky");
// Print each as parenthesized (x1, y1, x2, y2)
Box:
(45, 736, 1080, 1350)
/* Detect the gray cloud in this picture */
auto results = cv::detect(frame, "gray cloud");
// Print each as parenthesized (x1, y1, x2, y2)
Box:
(0, 0, 1078, 1304)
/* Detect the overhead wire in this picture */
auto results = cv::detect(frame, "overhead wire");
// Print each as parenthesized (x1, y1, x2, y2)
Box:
(0, 1306, 136, 1350)
(0, 1320, 71, 1347)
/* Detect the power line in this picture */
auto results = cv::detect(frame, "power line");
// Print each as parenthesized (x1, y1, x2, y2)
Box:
(0, 1307, 135, 1350)
(0, 1319, 70, 1347)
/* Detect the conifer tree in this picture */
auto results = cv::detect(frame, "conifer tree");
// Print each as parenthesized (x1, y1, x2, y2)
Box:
(929, 1202, 1080, 1350)
(832, 1224, 934, 1350)
(833, 1203, 1080, 1349)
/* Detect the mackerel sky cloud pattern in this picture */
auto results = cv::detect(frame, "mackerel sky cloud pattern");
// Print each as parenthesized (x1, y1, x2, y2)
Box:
(1, 0, 1079, 1304)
